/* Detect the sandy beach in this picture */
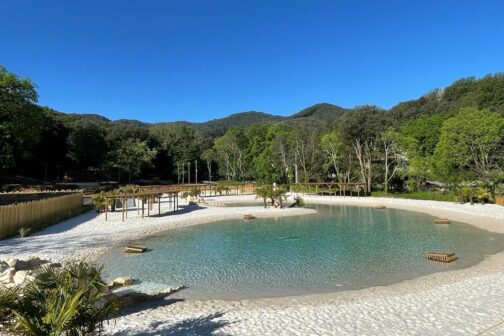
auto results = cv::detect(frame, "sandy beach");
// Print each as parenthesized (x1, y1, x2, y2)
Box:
(1, 194, 504, 335)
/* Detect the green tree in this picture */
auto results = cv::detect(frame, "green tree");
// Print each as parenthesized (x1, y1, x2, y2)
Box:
(434, 107, 504, 183)
(0, 66, 43, 169)
(112, 139, 157, 183)
(320, 131, 350, 183)
(201, 148, 216, 181)
(66, 121, 108, 170)
(150, 123, 200, 181)
(340, 106, 388, 192)
(213, 127, 248, 181)
(380, 129, 405, 193)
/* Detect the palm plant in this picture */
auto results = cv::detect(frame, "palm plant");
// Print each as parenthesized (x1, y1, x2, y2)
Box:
(0, 261, 119, 336)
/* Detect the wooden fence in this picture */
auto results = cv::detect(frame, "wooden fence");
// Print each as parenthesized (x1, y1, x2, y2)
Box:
(0, 192, 84, 240)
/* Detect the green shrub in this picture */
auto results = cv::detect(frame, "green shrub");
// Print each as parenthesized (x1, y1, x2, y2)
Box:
(371, 191, 456, 202)
(256, 185, 287, 208)
(0, 261, 119, 335)
(91, 192, 108, 212)
(475, 187, 493, 204)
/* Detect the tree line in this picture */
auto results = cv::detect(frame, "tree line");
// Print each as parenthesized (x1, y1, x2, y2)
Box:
(1, 65, 504, 192)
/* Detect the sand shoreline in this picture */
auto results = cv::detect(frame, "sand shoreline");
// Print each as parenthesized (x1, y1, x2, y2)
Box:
(1, 194, 504, 335)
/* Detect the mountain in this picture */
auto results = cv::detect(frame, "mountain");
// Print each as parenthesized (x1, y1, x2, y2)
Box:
(291, 103, 347, 120)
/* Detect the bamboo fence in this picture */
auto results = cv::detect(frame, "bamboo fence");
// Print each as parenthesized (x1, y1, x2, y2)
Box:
(0, 192, 84, 240)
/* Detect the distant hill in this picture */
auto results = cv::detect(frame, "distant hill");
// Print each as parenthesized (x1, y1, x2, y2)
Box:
(188, 111, 284, 137)
(291, 103, 347, 120)
(56, 73, 504, 139)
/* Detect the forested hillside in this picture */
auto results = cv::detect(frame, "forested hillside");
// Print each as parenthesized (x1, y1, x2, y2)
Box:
(1, 65, 504, 194)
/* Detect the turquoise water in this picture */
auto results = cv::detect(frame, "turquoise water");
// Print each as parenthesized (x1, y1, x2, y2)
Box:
(100, 204, 504, 299)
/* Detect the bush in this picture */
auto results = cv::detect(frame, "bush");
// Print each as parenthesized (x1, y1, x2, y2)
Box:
(215, 183, 229, 195)
(91, 192, 108, 212)
(256, 185, 287, 208)
(475, 187, 493, 204)
(0, 261, 119, 335)
(371, 191, 456, 202)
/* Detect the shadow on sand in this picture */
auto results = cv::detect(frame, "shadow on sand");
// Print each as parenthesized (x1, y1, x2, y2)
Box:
(111, 312, 233, 336)
(149, 204, 205, 218)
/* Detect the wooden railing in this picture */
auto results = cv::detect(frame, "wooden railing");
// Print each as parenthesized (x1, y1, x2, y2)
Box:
(0, 192, 84, 240)
(291, 182, 368, 196)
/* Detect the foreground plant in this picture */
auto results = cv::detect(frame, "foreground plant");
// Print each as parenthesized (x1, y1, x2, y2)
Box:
(0, 261, 119, 335)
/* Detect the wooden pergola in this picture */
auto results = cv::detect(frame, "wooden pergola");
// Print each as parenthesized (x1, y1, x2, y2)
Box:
(293, 182, 368, 197)
(104, 190, 180, 222)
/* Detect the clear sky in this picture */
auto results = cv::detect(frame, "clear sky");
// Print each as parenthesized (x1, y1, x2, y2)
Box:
(1, 1, 503, 122)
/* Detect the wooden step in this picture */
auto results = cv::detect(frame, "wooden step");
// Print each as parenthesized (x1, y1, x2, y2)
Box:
(426, 252, 457, 263)
(434, 218, 450, 224)
(124, 245, 146, 253)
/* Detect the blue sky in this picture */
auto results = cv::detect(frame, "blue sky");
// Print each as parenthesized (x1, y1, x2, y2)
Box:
(1, 1, 503, 122)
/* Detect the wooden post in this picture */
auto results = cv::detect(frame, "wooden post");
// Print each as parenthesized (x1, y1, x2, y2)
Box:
(142, 198, 144, 219)
(125, 197, 128, 218)
(158, 195, 161, 214)
(121, 198, 125, 222)
(147, 197, 150, 217)
(105, 198, 108, 221)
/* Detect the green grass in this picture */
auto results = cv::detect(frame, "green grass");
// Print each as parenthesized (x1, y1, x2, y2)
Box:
(371, 191, 457, 202)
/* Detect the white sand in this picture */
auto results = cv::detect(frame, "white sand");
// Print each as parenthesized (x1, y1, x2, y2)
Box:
(2, 194, 504, 335)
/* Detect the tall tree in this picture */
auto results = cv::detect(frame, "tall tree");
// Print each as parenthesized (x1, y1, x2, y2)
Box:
(213, 127, 248, 181)
(201, 148, 216, 182)
(0, 66, 42, 169)
(434, 107, 504, 183)
(340, 106, 387, 192)
(149, 123, 201, 180)
(112, 139, 157, 183)
(320, 131, 349, 183)
(66, 121, 108, 170)
(380, 129, 405, 193)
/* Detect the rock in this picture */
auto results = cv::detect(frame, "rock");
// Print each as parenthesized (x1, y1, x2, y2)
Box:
(107, 276, 134, 289)
(13, 270, 30, 285)
(243, 214, 256, 220)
